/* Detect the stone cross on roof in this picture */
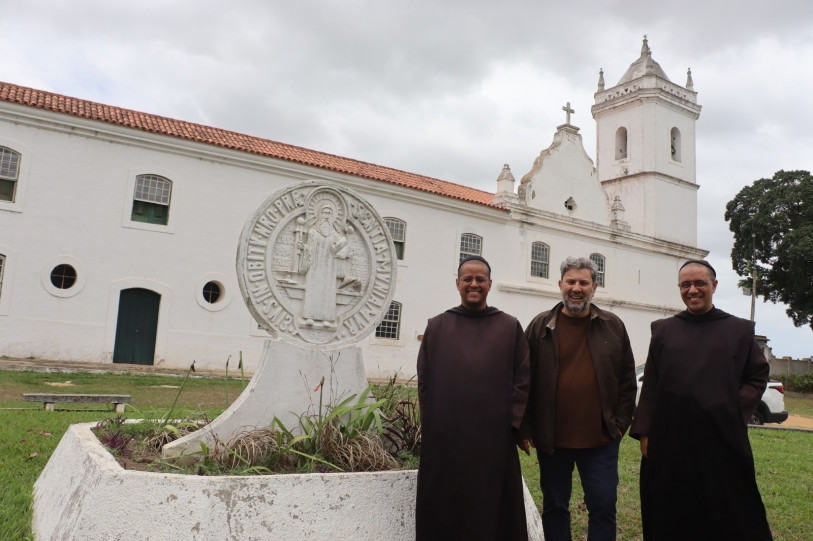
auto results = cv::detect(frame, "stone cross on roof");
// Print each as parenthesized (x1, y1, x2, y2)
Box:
(562, 102, 575, 125)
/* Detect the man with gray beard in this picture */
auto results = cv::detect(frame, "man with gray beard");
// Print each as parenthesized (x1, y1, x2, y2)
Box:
(519, 256, 636, 541)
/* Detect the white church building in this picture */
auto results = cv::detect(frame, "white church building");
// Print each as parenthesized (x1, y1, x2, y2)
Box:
(0, 38, 706, 379)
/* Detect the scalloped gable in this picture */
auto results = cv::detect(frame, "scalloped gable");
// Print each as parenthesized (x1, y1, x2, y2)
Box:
(0, 81, 497, 209)
(518, 124, 609, 225)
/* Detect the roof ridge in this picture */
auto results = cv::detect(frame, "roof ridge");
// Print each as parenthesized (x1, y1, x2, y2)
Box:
(0, 80, 498, 209)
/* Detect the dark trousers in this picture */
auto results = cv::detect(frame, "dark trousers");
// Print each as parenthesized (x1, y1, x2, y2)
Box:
(537, 437, 620, 541)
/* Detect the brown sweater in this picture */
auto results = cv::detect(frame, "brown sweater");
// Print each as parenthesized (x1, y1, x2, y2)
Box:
(554, 313, 610, 448)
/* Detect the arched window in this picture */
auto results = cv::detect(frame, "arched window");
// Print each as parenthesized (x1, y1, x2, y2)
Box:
(589, 253, 606, 287)
(384, 217, 406, 260)
(615, 127, 628, 160)
(0, 146, 21, 202)
(375, 301, 402, 340)
(530, 242, 550, 278)
(459, 233, 482, 263)
(670, 127, 682, 162)
(132, 174, 172, 225)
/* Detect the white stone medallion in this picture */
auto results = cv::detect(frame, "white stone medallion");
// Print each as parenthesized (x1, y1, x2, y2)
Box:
(237, 181, 397, 349)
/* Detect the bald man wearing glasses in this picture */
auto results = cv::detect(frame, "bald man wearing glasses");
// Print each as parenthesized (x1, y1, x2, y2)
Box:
(630, 259, 773, 540)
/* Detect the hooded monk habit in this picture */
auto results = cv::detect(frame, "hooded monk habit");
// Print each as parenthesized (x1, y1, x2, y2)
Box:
(416, 305, 531, 540)
(630, 308, 773, 540)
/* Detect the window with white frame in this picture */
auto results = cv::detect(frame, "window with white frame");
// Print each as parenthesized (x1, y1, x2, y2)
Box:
(384, 218, 406, 260)
(0, 146, 21, 202)
(0, 254, 5, 300)
(459, 233, 482, 263)
(590, 253, 606, 287)
(132, 174, 172, 225)
(531, 242, 550, 278)
(375, 301, 401, 340)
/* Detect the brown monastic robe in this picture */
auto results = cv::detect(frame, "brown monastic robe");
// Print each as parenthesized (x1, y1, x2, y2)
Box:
(416, 306, 530, 541)
(630, 308, 773, 540)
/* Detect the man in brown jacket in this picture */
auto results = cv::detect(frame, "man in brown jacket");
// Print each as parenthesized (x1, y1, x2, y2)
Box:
(519, 256, 636, 541)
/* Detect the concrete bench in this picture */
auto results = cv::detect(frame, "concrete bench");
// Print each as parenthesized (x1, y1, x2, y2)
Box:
(23, 393, 132, 413)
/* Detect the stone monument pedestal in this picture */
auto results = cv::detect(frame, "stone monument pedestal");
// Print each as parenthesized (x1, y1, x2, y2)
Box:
(163, 339, 368, 457)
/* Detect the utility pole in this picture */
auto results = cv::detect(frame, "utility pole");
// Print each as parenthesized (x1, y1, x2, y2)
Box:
(750, 233, 757, 322)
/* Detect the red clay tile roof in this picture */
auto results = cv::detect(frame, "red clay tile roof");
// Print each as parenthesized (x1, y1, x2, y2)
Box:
(0, 81, 498, 209)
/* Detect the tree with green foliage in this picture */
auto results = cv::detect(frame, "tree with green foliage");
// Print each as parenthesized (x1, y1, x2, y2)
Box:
(724, 170, 813, 330)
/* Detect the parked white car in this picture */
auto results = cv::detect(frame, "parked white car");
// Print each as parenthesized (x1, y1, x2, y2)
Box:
(752, 380, 789, 425)
(634, 365, 789, 425)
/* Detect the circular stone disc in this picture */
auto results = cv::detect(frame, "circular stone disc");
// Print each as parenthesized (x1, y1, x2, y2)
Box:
(236, 181, 397, 349)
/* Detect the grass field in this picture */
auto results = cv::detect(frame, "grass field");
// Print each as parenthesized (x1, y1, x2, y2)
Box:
(1, 369, 811, 540)
(786, 395, 813, 418)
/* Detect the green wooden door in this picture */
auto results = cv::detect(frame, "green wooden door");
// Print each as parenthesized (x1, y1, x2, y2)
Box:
(113, 288, 160, 365)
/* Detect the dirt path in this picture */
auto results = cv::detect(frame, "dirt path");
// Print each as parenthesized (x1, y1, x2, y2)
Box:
(782, 415, 813, 430)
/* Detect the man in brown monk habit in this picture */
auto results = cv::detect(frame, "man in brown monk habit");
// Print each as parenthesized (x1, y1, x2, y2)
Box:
(519, 256, 636, 541)
(630, 259, 773, 540)
(416, 255, 530, 541)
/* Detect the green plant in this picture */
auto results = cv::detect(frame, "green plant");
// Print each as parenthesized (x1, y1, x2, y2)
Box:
(225, 355, 231, 408)
(268, 380, 392, 472)
(160, 361, 196, 430)
(239, 351, 247, 387)
(372, 374, 417, 416)
(781, 373, 813, 393)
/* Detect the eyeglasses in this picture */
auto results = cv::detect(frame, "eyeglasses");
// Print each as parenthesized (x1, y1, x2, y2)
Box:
(678, 280, 711, 291)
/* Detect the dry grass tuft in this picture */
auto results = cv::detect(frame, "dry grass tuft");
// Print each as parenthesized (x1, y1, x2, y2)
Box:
(321, 423, 398, 472)
(144, 421, 206, 452)
(217, 428, 278, 468)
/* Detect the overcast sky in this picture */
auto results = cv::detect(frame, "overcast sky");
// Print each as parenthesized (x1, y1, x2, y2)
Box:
(3, 0, 811, 358)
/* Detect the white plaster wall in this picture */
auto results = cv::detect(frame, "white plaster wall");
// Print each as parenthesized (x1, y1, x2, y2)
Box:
(0, 100, 701, 381)
(652, 175, 699, 246)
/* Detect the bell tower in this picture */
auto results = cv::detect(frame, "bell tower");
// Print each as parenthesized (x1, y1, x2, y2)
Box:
(591, 36, 702, 246)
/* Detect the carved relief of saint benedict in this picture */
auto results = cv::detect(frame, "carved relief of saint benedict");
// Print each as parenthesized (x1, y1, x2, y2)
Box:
(299, 196, 352, 329)
(237, 181, 396, 349)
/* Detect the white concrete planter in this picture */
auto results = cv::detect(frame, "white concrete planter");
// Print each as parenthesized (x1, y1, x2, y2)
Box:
(33, 422, 544, 540)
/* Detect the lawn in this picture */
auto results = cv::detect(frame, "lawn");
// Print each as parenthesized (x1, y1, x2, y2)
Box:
(1, 369, 811, 540)
(786, 395, 813, 419)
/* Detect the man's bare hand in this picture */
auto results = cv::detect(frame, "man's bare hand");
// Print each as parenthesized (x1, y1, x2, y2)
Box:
(640, 435, 648, 458)
(518, 439, 535, 455)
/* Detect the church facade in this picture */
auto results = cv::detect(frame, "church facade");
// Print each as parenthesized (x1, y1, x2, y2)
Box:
(0, 39, 705, 379)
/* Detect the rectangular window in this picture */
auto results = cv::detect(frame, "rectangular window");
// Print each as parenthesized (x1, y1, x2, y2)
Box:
(384, 218, 406, 260)
(459, 233, 482, 263)
(132, 174, 172, 225)
(0, 147, 21, 202)
(375, 301, 401, 340)
(531, 242, 550, 278)
(590, 253, 606, 287)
